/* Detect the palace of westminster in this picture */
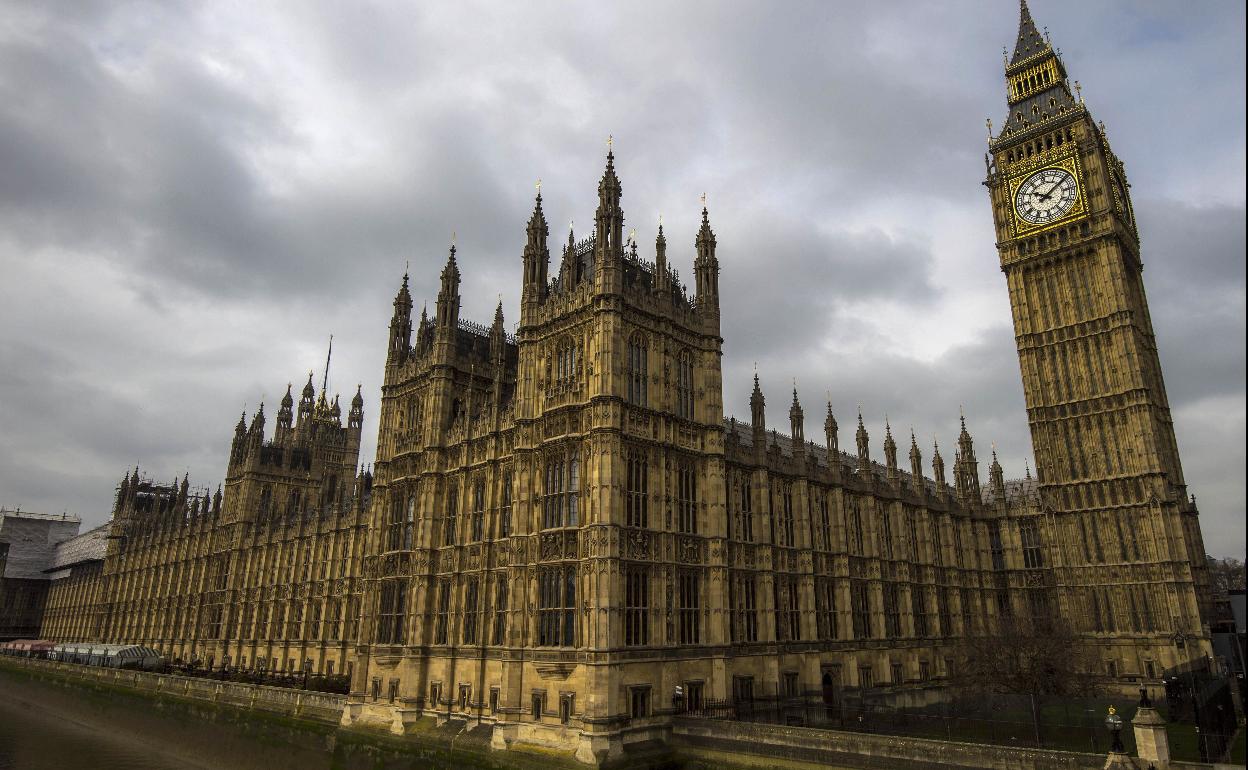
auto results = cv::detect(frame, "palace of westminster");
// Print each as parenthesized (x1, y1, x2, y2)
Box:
(26, 3, 1214, 762)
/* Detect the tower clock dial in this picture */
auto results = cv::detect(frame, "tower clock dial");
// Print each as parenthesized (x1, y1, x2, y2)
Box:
(1014, 167, 1079, 225)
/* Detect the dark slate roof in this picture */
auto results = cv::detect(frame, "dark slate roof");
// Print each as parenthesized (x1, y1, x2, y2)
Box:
(999, 83, 1081, 143)
(980, 475, 1040, 507)
(1011, 0, 1048, 66)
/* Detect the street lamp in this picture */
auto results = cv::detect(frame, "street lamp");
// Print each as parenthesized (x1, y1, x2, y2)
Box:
(1104, 705, 1125, 754)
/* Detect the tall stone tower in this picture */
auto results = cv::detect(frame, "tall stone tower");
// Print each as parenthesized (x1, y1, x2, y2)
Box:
(985, 0, 1211, 671)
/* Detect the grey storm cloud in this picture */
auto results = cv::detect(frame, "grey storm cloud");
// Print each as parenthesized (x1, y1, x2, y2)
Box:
(0, 0, 1243, 557)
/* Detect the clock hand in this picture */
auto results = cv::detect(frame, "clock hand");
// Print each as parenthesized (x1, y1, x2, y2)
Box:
(1037, 179, 1064, 201)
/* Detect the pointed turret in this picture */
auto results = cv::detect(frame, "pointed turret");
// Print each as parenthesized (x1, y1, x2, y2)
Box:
(694, 202, 720, 312)
(955, 413, 981, 502)
(522, 186, 550, 308)
(789, 387, 804, 443)
(997, 0, 1078, 138)
(1010, 0, 1047, 66)
(276, 383, 294, 441)
(388, 271, 413, 365)
(298, 372, 315, 426)
(990, 447, 1006, 503)
(330, 394, 342, 423)
(824, 399, 839, 457)
(490, 301, 507, 407)
(595, 142, 624, 260)
(932, 439, 947, 490)
(855, 410, 871, 475)
(593, 141, 625, 294)
(750, 373, 766, 433)
(909, 431, 924, 494)
(654, 220, 671, 296)
(490, 300, 506, 360)
(416, 302, 430, 355)
(349, 384, 364, 431)
(249, 403, 265, 448)
(212, 485, 222, 515)
(883, 419, 898, 483)
(559, 224, 576, 288)
(435, 244, 461, 333)
(231, 409, 248, 465)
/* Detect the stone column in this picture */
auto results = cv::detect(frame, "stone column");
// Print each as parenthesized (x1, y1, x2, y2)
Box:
(1132, 688, 1170, 769)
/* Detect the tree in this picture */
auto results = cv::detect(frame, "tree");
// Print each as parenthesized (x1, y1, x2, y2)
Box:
(1205, 556, 1246, 594)
(949, 617, 1102, 698)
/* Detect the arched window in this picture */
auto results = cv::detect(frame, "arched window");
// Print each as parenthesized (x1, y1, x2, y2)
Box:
(555, 339, 578, 386)
(542, 447, 580, 529)
(677, 350, 694, 420)
(627, 334, 647, 407)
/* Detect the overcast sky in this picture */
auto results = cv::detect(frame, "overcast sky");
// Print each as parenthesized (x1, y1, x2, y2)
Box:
(1, 1, 1243, 558)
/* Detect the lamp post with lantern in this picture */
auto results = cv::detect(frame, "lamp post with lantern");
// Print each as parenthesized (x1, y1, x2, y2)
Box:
(1104, 705, 1125, 754)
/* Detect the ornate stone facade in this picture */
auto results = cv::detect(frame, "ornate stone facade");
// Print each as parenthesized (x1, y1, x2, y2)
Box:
(37, 2, 1213, 765)
(983, 0, 1210, 675)
(41, 378, 374, 678)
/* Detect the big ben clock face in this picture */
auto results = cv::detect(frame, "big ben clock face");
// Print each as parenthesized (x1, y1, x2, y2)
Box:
(1014, 167, 1079, 225)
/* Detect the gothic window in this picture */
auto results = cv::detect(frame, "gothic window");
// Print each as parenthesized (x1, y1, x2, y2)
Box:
(259, 485, 273, 517)
(908, 510, 919, 561)
(988, 520, 1006, 570)
(1088, 513, 1104, 563)
(287, 601, 303, 640)
(938, 588, 953, 635)
(774, 577, 801, 642)
(626, 451, 648, 528)
(880, 510, 893, 560)
(676, 460, 697, 534)
(491, 576, 508, 645)
(1113, 513, 1129, 562)
(538, 566, 576, 647)
(960, 588, 975, 635)
(729, 572, 757, 643)
(542, 448, 580, 529)
(848, 579, 868, 638)
(470, 479, 486, 542)
(624, 564, 649, 646)
(386, 493, 411, 552)
(444, 486, 459, 546)
(1027, 588, 1050, 626)
(1020, 518, 1044, 569)
(883, 583, 901, 638)
(629, 686, 651, 719)
(433, 580, 451, 645)
(377, 580, 407, 645)
(498, 471, 512, 538)
(849, 499, 865, 555)
(911, 586, 928, 638)
(930, 517, 944, 566)
(817, 493, 831, 552)
(732, 476, 753, 542)
(676, 350, 694, 419)
(326, 597, 342, 641)
(309, 601, 322, 641)
(554, 338, 578, 386)
(627, 334, 647, 407)
(677, 569, 701, 645)
(776, 485, 794, 547)
(213, 555, 230, 590)
(995, 589, 1013, 620)
(815, 577, 838, 641)
(462, 578, 479, 645)
(732, 676, 754, 704)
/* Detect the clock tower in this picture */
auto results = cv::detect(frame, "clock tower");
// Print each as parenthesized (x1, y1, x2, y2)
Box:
(985, 1, 1211, 670)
